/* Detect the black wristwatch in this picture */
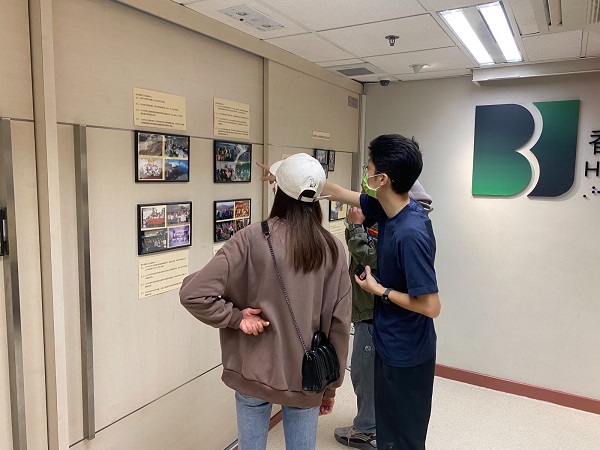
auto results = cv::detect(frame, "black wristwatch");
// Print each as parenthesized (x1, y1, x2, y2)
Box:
(381, 288, 392, 305)
(348, 223, 364, 231)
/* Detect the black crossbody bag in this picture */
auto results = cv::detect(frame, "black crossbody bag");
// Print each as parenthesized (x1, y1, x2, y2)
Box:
(261, 221, 340, 392)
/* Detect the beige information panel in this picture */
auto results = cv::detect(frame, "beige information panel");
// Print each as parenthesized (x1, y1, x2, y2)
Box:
(329, 221, 349, 260)
(133, 88, 186, 130)
(138, 250, 189, 299)
(213, 97, 250, 139)
(329, 221, 345, 236)
(312, 131, 330, 141)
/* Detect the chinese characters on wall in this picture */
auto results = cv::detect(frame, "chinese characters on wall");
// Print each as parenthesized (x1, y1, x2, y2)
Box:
(583, 130, 599, 198)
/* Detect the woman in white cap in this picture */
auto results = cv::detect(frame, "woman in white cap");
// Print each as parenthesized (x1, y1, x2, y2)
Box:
(180, 153, 351, 450)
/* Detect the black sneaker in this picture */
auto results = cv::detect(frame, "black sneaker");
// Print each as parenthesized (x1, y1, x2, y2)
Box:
(334, 426, 377, 449)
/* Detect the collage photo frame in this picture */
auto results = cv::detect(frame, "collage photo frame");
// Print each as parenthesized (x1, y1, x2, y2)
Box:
(138, 202, 192, 255)
(214, 140, 252, 183)
(135, 131, 190, 182)
(214, 198, 251, 242)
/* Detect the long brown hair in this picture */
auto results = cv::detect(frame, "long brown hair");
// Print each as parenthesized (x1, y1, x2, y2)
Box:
(269, 189, 339, 273)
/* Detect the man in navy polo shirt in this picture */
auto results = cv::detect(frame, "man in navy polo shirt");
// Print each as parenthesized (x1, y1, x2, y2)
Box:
(321, 134, 441, 449)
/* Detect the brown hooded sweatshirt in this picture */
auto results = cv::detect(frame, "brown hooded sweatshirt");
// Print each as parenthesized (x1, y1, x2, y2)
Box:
(180, 218, 351, 408)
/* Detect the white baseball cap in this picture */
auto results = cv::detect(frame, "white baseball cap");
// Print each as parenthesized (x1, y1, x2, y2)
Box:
(270, 153, 328, 203)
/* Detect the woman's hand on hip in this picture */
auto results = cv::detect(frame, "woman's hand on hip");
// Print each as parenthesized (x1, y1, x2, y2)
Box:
(239, 308, 270, 336)
(319, 397, 335, 416)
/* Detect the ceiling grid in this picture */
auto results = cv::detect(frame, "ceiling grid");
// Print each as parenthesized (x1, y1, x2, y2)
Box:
(176, 0, 600, 84)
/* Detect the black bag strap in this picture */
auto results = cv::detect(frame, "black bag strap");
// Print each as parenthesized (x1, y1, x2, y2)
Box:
(262, 220, 309, 356)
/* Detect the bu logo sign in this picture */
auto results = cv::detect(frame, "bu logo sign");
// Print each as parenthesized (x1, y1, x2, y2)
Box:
(472, 100, 580, 198)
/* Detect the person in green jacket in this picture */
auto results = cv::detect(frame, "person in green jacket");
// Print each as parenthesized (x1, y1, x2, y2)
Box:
(334, 206, 378, 450)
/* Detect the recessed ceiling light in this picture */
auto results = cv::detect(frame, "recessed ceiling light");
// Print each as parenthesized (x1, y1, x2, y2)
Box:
(440, 9, 493, 65)
(478, 2, 522, 62)
(440, 1, 522, 66)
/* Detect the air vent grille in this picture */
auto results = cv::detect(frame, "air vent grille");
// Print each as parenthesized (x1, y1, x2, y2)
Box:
(337, 68, 374, 76)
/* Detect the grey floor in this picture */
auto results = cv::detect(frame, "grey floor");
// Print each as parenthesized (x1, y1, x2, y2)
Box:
(266, 371, 600, 449)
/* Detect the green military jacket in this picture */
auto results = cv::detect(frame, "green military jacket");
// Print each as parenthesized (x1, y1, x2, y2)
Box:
(345, 223, 378, 323)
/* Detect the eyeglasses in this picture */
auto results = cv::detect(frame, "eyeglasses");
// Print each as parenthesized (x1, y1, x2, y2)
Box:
(362, 163, 393, 183)
(362, 163, 381, 177)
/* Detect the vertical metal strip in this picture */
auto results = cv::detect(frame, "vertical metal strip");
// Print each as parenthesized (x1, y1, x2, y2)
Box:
(74, 125, 95, 439)
(2, 118, 28, 450)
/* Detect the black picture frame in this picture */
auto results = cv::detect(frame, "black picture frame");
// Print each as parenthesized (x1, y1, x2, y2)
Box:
(135, 131, 190, 182)
(327, 150, 336, 171)
(0, 207, 7, 256)
(329, 200, 348, 221)
(214, 140, 252, 183)
(315, 149, 328, 165)
(214, 198, 251, 242)
(137, 201, 192, 255)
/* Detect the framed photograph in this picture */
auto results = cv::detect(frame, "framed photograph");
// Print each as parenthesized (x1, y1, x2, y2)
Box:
(315, 149, 328, 164)
(0, 208, 6, 256)
(138, 202, 192, 255)
(135, 131, 189, 182)
(329, 200, 348, 221)
(321, 163, 329, 179)
(214, 198, 251, 242)
(214, 141, 252, 182)
(327, 150, 336, 171)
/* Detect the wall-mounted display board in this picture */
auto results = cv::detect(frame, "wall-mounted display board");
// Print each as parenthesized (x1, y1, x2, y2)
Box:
(214, 140, 252, 182)
(138, 202, 192, 255)
(0, 207, 6, 256)
(315, 149, 328, 165)
(133, 88, 186, 131)
(329, 201, 348, 221)
(315, 149, 334, 177)
(214, 199, 251, 242)
(135, 131, 189, 182)
(328, 150, 336, 171)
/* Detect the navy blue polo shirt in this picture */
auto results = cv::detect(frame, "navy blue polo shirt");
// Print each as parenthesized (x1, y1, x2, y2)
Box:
(360, 194, 438, 367)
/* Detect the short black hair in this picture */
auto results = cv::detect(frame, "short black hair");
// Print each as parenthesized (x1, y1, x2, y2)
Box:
(368, 134, 422, 194)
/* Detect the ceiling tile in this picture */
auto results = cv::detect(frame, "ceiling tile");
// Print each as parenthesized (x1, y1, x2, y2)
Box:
(586, 32, 600, 57)
(508, 0, 538, 36)
(318, 59, 364, 67)
(319, 15, 455, 58)
(265, 33, 355, 62)
(522, 31, 583, 62)
(256, 0, 425, 31)
(365, 47, 474, 74)
(183, 0, 308, 38)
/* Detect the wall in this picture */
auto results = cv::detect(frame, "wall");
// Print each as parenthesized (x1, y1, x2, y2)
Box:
(52, 0, 264, 446)
(267, 62, 360, 153)
(0, 0, 47, 449)
(365, 74, 600, 400)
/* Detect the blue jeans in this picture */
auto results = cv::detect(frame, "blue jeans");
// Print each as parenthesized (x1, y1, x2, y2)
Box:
(235, 391, 319, 450)
(351, 321, 376, 434)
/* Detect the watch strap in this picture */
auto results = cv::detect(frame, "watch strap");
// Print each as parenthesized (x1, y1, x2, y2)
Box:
(381, 288, 392, 305)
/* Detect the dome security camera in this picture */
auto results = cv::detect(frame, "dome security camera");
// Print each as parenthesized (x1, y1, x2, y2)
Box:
(379, 77, 391, 86)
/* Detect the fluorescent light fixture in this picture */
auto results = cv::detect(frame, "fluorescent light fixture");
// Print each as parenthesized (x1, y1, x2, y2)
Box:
(440, 9, 493, 65)
(478, 2, 522, 62)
